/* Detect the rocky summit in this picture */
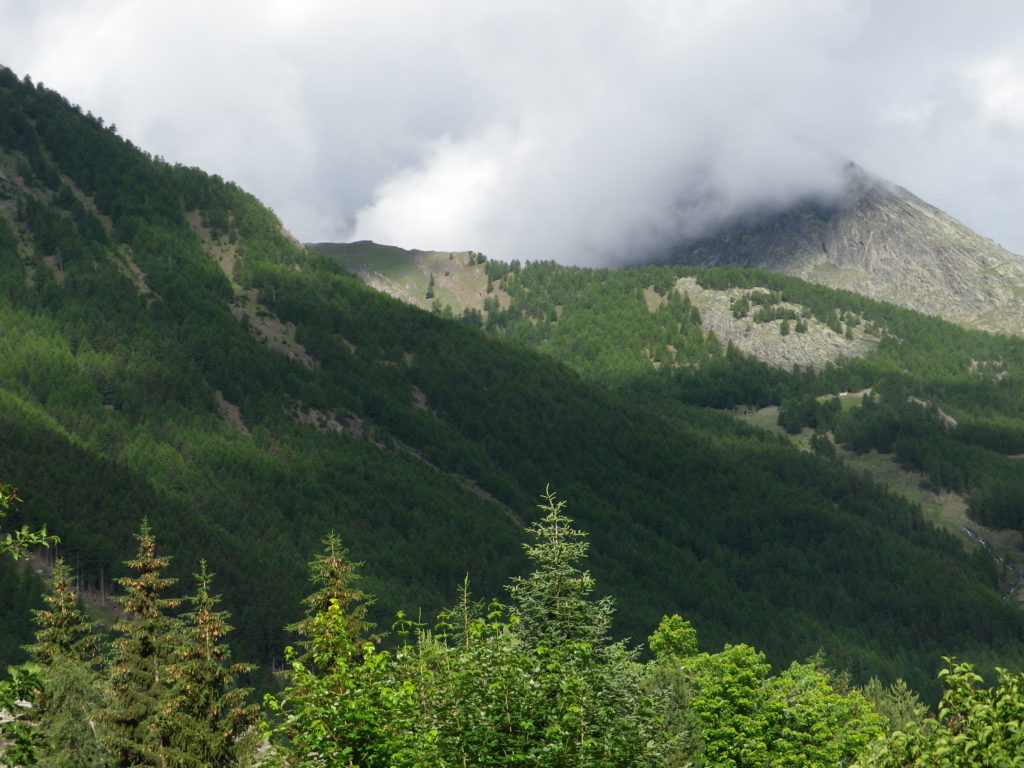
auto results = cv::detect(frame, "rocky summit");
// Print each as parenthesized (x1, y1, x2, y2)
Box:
(667, 164, 1024, 334)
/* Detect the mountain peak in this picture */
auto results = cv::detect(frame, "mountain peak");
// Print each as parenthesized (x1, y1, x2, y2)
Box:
(666, 165, 1024, 333)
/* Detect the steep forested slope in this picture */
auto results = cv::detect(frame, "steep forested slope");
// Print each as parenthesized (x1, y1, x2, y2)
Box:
(326, 244, 1024, 571)
(1, 66, 1022, 696)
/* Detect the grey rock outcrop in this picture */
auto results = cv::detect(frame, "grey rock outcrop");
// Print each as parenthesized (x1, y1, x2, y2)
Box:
(669, 164, 1024, 334)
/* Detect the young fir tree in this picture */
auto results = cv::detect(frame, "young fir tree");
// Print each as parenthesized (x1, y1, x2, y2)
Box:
(411, 489, 668, 767)
(168, 560, 260, 767)
(104, 520, 183, 767)
(27, 559, 109, 768)
(265, 535, 423, 767)
(28, 559, 100, 666)
(287, 532, 375, 664)
(506, 487, 615, 647)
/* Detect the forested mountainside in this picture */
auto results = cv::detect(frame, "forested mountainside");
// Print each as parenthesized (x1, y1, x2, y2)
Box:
(325, 243, 1024, 577)
(1, 66, 1023, 701)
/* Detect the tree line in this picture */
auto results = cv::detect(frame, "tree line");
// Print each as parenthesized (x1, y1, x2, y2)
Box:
(3, 490, 1023, 766)
(4, 63, 1024, 708)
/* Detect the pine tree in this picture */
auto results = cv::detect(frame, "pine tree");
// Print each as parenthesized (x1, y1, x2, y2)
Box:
(28, 559, 100, 666)
(28, 558, 108, 768)
(104, 519, 183, 767)
(169, 560, 260, 767)
(288, 532, 375, 665)
(265, 536, 423, 767)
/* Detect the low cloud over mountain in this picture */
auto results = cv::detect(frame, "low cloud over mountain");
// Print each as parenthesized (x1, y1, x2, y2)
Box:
(5, 1, 1024, 263)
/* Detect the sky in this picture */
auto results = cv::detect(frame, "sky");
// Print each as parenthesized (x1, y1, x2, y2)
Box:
(4, 0, 1024, 265)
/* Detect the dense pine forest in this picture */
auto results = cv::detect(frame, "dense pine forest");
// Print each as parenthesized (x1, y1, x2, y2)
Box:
(2, 64, 1024, 763)
(325, 243, 1024, 572)
(455, 257, 1024, 538)
(4, 488, 1024, 765)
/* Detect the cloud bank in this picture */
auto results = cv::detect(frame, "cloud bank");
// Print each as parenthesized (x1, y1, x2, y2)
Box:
(4, 1, 1024, 264)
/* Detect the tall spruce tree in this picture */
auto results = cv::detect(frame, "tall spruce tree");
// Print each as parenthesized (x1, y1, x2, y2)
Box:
(104, 520, 183, 767)
(28, 559, 109, 768)
(409, 489, 669, 767)
(28, 559, 100, 665)
(264, 536, 423, 767)
(168, 561, 259, 767)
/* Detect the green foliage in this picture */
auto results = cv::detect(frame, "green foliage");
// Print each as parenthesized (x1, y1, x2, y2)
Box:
(0, 482, 57, 560)
(264, 542, 425, 768)
(859, 660, 1024, 767)
(649, 614, 699, 661)
(24, 560, 109, 766)
(265, 636, 427, 768)
(5, 482, 1024, 767)
(406, 491, 670, 767)
(0, 663, 47, 766)
(169, 561, 260, 767)
(31, 656, 109, 768)
(104, 521, 183, 767)
(288, 534, 375, 664)
(650, 615, 884, 768)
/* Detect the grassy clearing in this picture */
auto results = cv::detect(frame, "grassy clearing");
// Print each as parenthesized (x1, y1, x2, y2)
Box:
(316, 241, 511, 316)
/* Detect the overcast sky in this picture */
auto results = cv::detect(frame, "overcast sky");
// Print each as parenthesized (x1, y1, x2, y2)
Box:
(4, 1, 1024, 265)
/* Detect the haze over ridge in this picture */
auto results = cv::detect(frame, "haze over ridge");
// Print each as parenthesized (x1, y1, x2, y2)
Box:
(5, 1, 1024, 264)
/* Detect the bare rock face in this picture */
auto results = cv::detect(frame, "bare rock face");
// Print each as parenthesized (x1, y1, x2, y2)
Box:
(672, 277, 877, 371)
(670, 165, 1024, 334)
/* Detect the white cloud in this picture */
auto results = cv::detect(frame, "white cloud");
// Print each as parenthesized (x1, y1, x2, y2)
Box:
(3, 1, 1024, 260)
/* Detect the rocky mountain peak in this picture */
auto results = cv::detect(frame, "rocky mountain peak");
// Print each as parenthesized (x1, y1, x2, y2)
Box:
(668, 164, 1024, 333)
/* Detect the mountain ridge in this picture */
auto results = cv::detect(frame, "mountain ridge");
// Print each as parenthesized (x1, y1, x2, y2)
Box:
(2, 66, 1023, 698)
(664, 164, 1024, 334)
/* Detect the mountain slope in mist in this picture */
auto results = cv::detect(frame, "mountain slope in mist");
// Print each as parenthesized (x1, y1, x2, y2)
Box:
(6, 66, 1024, 699)
(664, 164, 1024, 334)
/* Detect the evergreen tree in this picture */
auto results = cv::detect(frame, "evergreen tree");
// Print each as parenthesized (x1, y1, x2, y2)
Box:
(287, 533, 375, 663)
(414, 489, 669, 767)
(264, 537, 423, 767)
(104, 520, 183, 768)
(27, 559, 108, 768)
(168, 561, 260, 767)
(28, 559, 100, 666)
(506, 487, 613, 647)
(859, 677, 926, 735)
(32, 657, 109, 768)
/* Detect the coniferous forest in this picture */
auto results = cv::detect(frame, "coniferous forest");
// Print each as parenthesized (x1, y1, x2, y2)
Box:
(4, 487, 1024, 765)
(2, 65, 1024, 764)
